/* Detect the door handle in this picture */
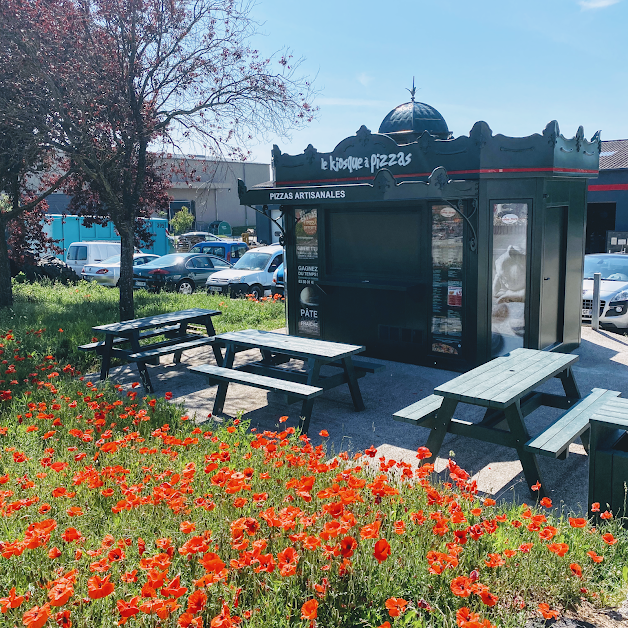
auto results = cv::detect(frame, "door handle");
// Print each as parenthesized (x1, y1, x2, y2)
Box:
(544, 277, 550, 280)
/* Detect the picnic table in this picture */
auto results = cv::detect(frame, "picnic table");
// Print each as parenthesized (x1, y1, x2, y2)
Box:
(393, 348, 598, 497)
(83, 308, 223, 393)
(190, 329, 384, 433)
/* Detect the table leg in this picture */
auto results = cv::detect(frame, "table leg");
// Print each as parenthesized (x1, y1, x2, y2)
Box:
(213, 344, 235, 415)
(342, 357, 366, 412)
(173, 322, 188, 364)
(558, 367, 581, 403)
(203, 315, 224, 366)
(425, 397, 458, 464)
(299, 358, 322, 434)
(99, 335, 114, 381)
(503, 400, 547, 498)
(129, 331, 154, 394)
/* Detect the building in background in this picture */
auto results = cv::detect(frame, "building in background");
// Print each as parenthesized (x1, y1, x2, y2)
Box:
(46, 156, 271, 234)
(586, 140, 628, 253)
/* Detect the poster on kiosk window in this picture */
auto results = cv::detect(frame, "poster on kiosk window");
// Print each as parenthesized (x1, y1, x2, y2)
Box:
(431, 204, 463, 356)
(295, 209, 320, 337)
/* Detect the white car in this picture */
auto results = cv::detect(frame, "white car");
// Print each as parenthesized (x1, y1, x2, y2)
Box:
(582, 253, 628, 331)
(205, 244, 283, 300)
(82, 253, 160, 287)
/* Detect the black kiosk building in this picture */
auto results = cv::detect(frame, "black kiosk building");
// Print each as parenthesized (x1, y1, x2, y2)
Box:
(238, 98, 601, 370)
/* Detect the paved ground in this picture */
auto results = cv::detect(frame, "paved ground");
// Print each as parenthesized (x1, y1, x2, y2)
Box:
(90, 325, 628, 518)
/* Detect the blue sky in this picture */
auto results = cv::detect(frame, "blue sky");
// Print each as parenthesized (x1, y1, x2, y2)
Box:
(244, 0, 628, 163)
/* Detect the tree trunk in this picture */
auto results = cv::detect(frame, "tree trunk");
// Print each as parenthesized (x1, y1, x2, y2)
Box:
(0, 217, 14, 309)
(118, 220, 136, 321)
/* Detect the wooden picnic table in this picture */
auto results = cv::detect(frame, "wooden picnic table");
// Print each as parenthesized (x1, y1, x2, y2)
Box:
(87, 308, 223, 393)
(395, 348, 582, 497)
(190, 329, 384, 432)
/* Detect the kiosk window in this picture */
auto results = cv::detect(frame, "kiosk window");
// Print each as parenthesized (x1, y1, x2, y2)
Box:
(491, 202, 528, 357)
(327, 210, 420, 278)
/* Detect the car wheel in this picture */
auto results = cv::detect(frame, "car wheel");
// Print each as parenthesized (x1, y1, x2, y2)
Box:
(177, 279, 195, 295)
(249, 284, 263, 300)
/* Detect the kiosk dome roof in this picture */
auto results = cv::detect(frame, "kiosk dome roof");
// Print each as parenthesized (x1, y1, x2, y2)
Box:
(379, 101, 451, 141)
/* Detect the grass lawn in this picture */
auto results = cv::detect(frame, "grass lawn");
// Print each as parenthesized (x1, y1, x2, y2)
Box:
(1, 279, 285, 374)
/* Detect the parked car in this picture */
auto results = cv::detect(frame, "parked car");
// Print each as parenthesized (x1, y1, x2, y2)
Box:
(81, 253, 160, 287)
(582, 253, 628, 331)
(65, 241, 123, 276)
(205, 244, 283, 300)
(176, 231, 221, 250)
(133, 252, 232, 294)
(189, 240, 249, 263)
(271, 262, 284, 297)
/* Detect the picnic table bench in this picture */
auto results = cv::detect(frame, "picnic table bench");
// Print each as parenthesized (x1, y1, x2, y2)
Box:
(190, 329, 384, 433)
(393, 347, 594, 497)
(83, 308, 223, 393)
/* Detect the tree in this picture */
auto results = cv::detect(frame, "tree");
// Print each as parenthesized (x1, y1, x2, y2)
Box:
(2, 0, 315, 320)
(170, 206, 195, 236)
(0, 8, 75, 308)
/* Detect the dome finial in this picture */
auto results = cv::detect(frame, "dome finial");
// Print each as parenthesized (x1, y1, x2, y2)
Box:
(406, 77, 416, 102)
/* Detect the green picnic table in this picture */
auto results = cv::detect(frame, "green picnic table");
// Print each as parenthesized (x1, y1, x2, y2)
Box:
(190, 329, 384, 433)
(394, 348, 586, 498)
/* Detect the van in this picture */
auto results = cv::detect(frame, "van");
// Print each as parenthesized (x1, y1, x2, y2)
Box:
(65, 241, 123, 276)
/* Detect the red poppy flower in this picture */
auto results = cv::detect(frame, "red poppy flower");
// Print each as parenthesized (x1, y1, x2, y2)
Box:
(385, 598, 407, 617)
(531, 481, 541, 492)
(55, 610, 72, 627)
(590, 502, 600, 512)
(48, 581, 73, 607)
(547, 543, 569, 557)
(569, 517, 587, 528)
(187, 590, 207, 614)
(587, 550, 604, 563)
(373, 538, 391, 563)
(602, 533, 618, 545)
(319, 430, 329, 437)
(540, 497, 552, 508)
(340, 536, 357, 558)
(360, 521, 381, 539)
(301, 599, 318, 620)
(87, 574, 114, 600)
(179, 521, 196, 534)
(456, 607, 480, 626)
(450, 576, 473, 598)
(22, 604, 51, 628)
(165, 392, 173, 400)
(478, 589, 498, 607)
(416, 446, 432, 460)
(538, 603, 559, 619)
(570, 563, 583, 577)
(0, 587, 24, 612)
(600, 510, 613, 520)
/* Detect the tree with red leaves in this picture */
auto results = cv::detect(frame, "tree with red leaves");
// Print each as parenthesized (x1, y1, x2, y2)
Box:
(1, 0, 315, 320)
(0, 5, 75, 308)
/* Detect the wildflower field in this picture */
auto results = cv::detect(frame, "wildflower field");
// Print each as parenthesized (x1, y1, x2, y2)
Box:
(0, 283, 627, 628)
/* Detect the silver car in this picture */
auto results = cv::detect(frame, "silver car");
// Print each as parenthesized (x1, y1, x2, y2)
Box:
(582, 253, 628, 331)
(82, 253, 160, 287)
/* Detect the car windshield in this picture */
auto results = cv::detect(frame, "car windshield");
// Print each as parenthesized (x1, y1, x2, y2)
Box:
(102, 255, 121, 264)
(584, 255, 628, 280)
(140, 254, 184, 267)
(233, 251, 271, 271)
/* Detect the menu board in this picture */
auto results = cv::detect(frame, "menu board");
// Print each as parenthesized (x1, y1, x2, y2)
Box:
(295, 209, 320, 337)
(431, 204, 463, 356)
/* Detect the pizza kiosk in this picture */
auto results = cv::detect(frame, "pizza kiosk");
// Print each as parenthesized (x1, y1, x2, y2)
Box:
(238, 96, 600, 370)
